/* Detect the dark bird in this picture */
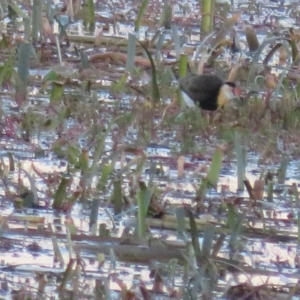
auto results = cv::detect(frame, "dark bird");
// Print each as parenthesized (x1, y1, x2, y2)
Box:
(179, 74, 240, 111)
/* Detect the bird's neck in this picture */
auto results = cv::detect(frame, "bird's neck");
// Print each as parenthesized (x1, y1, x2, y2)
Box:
(217, 84, 235, 108)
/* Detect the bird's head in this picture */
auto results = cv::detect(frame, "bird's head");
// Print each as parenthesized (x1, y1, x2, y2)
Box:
(217, 82, 241, 108)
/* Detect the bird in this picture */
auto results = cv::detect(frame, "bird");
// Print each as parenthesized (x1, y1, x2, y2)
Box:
(178, 74, 240, 111)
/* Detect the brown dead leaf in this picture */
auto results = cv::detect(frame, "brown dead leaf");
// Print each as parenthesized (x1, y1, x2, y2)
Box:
(253, 180, 265, 200)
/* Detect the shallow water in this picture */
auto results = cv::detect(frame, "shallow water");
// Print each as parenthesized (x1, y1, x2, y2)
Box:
(1, 0, 300, 298)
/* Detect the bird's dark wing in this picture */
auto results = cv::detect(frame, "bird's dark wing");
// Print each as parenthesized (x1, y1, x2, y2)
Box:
(179, 75, 223, 110)
(179, 75, 223, 95)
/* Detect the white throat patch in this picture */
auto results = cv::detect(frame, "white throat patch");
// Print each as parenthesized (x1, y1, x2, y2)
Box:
(221, 84, 235, 100)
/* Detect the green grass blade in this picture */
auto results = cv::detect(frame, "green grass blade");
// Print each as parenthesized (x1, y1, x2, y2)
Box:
(125, 33, 136, 75)
(89, 198, 100, 230)
(8, 3, 31, 38)
(136, 38, 160, 104)
(8, 3, 29, 19)
(16, 42, 31, 105)
(175, 207, 186, 236)
(79, 148, 89, 175)
(111, 179, 123, 214)
(137, 181, 154, 238)
(90, 122, 114, 174)
(134, 0, 149, 32)
(20, 168, 38, 207)
(83, 0, 95, 32)
(271, 68, 288, 109)
(227, 204, 244, 260)
(18, 42, 31, 85)
(79, 50, 90, 69)
(201, 0, 214, 33)
(50, 82, 63, 105)
(292, 183, 300, 243)
(32, 0, 42, 45)
(187, 209, 202, 258)
(277, 155, 289, 184)
(159, 0, 172, 29)
(179, 53, 188, 78)
(0, 50, 14, 87)
(171, 24, 181, 59)
(51, 236, 64, 265)
(97, 164, 113, 192)
(206, 147, 223, 187)
(267, 180, 273, 202)
(111, 73, 129, 93)
(155, 32, 165, 61)
(235, 131, 246, 191)
(202, 225, 214, 257)
(247, 37, 291, 86)
(196, 178, 208, 201)
(53, 177, 70, 209)
(7, 152, 14, 172)
(196, 147, 222, 200)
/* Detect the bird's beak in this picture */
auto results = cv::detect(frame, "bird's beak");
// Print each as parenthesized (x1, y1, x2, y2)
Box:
(233, 86, 242, 98)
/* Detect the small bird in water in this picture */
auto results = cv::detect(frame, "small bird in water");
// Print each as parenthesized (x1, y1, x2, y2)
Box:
(179, 74, 240, 111)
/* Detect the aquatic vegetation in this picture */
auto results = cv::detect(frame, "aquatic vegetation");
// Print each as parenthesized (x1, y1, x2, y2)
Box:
(0, 0, 300, 299)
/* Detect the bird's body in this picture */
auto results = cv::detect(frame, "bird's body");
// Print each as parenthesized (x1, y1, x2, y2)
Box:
(179, 74, 239, 111)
